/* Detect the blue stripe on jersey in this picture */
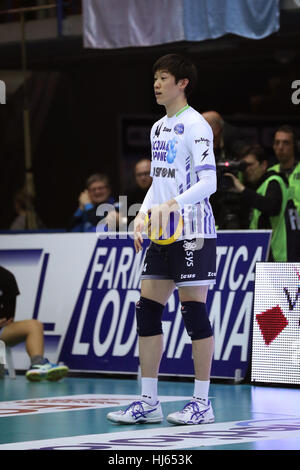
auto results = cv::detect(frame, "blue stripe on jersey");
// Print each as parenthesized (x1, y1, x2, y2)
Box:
(195, 164, 216, 172)
(185, 156, 191, 189)
(179, 168, 216, 239)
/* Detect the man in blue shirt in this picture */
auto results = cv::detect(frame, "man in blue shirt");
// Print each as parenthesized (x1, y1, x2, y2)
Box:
(68, 173, 119, 232)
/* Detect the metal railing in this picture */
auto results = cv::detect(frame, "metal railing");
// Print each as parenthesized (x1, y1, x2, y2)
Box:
(0, 1, 82, 35)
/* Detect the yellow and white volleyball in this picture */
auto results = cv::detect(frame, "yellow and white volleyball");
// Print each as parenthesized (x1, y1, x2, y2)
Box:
(144, 211, 183, 245)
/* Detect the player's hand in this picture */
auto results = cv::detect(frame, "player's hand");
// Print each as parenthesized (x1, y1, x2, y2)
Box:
(147, 199, 180, 240)
(133, 212, 147, 253)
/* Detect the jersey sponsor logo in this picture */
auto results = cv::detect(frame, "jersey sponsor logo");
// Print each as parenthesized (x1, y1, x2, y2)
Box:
(180, 273, 196, 279)
(163, 126, 172, 132)
(201, 149, 209, 161)
(195, 138, 210, 146)
(184, 250, 194, 267)
(174, 123, 184, 135)
(152, 166, 176, 178)
(152, 139, 177, 163)
(166, 137, 177, 163)
(154, 122, 163, 137)
(183, 240, 198, 251)
(208, 271, 216, 277)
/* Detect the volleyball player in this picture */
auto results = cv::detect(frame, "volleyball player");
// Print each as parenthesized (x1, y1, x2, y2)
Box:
(107, 54, 217, 425)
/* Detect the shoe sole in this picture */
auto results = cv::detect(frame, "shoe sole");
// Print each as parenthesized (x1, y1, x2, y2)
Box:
(26, 372, 46, 382)
(46, 366, 69, 382)
(167, 416, 214, 425)
(107, 414, 163, 424)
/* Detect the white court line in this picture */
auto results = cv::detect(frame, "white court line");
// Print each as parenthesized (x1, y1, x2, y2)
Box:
(0, 394, 191, 418)
(1, 417, 300, 450)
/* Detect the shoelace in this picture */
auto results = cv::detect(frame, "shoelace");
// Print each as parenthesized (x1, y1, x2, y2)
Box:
(181, 401, 209, 420)
(123, 401, 152, 419)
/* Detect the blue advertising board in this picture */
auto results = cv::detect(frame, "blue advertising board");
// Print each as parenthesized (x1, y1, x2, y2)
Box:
(58, 230, 271, 379)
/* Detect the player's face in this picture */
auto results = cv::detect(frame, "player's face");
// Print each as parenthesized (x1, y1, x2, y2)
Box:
(242, 154, 266, 185)
(273, 131, 294, 165)
(153, 69, 184, 108)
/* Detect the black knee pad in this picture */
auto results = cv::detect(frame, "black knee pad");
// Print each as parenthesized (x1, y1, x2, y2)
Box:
(136, 296, 165, 337)
(181, 301, 213, 340)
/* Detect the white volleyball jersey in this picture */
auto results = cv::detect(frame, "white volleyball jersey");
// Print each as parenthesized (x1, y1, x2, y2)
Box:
(147, 105, 217, 239)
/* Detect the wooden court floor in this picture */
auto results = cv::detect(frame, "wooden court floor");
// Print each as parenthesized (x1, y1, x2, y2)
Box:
(0, 373, 300, 453)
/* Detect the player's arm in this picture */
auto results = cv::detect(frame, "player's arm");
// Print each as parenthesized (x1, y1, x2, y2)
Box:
(174, 122, 217, 208)
(134, 184, 154, 253)
(174, 169, 216, 209)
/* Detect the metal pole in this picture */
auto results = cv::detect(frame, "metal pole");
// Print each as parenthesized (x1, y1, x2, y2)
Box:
(56, 0, 63, 37)
(0, 0, 62, 230)
(0, 3, 58, 229)
(20, 10, 37, 229)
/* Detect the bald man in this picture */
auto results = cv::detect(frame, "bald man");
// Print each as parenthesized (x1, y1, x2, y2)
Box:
(202, 110, 246, 162)
(202, 111, 224, 154)
(202, 111, 246, 229)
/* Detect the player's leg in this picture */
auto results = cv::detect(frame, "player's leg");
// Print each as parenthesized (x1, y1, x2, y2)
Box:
(0, 319, 44, 357)
(0, 320, 68, 382)
(107, 278, 175, 424)
(166, 238, 216, 425)
(167, 284, 215, 425)
(138, 278, 175, 379)
(179, 284, 214, 383)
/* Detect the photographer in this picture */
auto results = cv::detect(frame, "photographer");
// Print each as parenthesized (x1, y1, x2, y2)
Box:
(224, 144, 300, 262)
(212, 159, 249, 229)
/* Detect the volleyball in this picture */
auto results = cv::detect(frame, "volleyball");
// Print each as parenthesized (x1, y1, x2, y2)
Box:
(145, 210, 183, 245)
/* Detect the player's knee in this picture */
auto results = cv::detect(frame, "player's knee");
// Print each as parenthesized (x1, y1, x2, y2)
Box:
(181, 301, 213, 340)
(136, 296, 164, 337)
(28, 319, 44, 334)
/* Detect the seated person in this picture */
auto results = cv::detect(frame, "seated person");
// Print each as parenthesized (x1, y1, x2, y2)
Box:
(125, 158, 152, 227)
(68, 173, 119, 232)
(10, 188, 45, 230)
(0, 266, 69, 381)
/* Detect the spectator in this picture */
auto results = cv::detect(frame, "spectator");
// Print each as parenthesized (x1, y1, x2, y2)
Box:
(10, 188, 44, 230)
(0, 265, 69, 381)
(202, 110, 246, 162)
(202, 111, 247, 229)
(224, 144, 300, 261)
(68, 173, 119, 232)
(269, 125, 300, 217)
(125, 158, 152, 228)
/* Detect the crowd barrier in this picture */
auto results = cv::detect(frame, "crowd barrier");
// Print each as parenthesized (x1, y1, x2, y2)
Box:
(0, 230, 271, 380)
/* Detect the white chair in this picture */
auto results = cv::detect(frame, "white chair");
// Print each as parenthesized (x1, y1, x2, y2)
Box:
(0, 340, 16, 379)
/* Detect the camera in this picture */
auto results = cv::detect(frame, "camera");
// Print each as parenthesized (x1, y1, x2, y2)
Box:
(216, 160, 248, 190)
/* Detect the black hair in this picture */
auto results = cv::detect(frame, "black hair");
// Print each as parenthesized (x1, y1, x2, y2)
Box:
(241, 144, 267, 164)
(152, 54, 198, 98)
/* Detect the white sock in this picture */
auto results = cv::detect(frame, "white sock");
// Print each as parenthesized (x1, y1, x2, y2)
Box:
(141, 377, 158, 405)
(193, 379, 210, 405)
